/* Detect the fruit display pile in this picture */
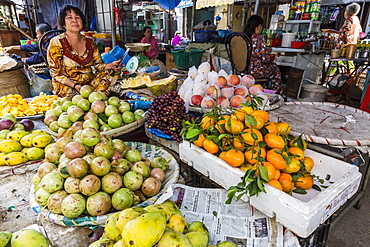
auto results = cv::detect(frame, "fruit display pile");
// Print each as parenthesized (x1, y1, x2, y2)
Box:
(32, 131, 169, 218)
(146, 91, 199, 142)
(0, 228, 49, 247)
(43, 85, 144, 134)
(0, 94, 58, 117)
(182, 103, 317, 198)
(89, 200, 235, 247)
(0, 114, 54, 166)
(178, 62, 271, 109)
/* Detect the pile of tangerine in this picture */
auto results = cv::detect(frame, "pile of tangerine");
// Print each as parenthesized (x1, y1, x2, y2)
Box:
(193, 106, 315, 194)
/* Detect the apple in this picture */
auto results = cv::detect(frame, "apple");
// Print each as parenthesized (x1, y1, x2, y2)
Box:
(206, 85, 220, 99)
(230, 95, 246, 108)
(100, 124, 112, 131)
(214, 76, 227, 88)
(84, 112, 99, 122)
(53, 106, 64, 117)
(72, 95, 85, 105)
(88, 92, 104, 103)
(228, 74, 241, 86)
(200, 97, 215, 108)
(107, 96, 120, 107)
(249, 85, 263, 95)
(122, 111, 135, 124)
(83, 119, 99, 129)
(67, 107, 85, 122)
(58, 114, 73, 129)
(91, 100, 106, 114)
(234, 85, 249, 97)
(105, 105, 119, 117)
(77, 99, 91, 112)
(118, 102, 131, 113)
(221, 86, 234, 99)
(217, 96, 230, 109)
(62, 101, 74, 112)
(190, 95, 203, 106)
(71, 121, 84, 133)
(108, 114, 123, 128)
(241, 75, 255, 88)
(49, 121, 60, 132)
(44, 115, 58, 126)
(80, 85, 94, 98)
(60, 97, 72, 105)
(125, 149, 142, 162)
(134, 109, 145, 117)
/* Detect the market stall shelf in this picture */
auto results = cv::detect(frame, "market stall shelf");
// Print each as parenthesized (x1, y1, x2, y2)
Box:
(179, 141, 362, 238)
(268, 102, 370, 146)
(31, 142, 180, 228)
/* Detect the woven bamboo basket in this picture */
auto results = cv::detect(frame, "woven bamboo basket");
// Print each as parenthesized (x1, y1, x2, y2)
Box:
(0, 68, 30, 98)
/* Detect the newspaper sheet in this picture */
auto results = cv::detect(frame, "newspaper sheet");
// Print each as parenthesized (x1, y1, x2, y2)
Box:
(157, 184, 297, 247)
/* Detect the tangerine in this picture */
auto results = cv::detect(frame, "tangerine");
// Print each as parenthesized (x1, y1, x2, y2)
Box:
(225, 119, 244, 134)
(264, 133, 286, 149)
(288, 147, 305, 160)
(201, 116, 215, 129)
(241, 106, 254, 115)
(203, 139, 219, 154)
(224, 149, 245, 167)
(215, 119, 226, 134)
(241, 129, 263, 146)
(282, 158, 301, 174)
(231, 110, 246, 122)
(268, 179, 283, 191)
(289, 136, 307, 150)
(265, 121, 279, 134)
(266, 148, 287, 170)
(251, 110, 269, 123)
(219, 151, 227, 160)
(274, 169, 281, 180)
(245, 115, 265, 130)
(233, 136, 246, 149)
(277, 122, 291, 135)
(278, 173, 294, 193)
(245, 146, 266, 164)
(295, 173, 314, 190)
(302, 156, 314, 172)
(262, 161, 276, 181)
(193, 134, 206, 148)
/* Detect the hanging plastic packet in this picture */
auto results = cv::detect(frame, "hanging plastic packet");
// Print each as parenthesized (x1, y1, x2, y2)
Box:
(128, 100, 152, 111)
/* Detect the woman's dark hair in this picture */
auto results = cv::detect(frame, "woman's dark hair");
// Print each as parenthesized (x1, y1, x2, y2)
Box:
(58, 5, 86, 30)
(243, 15, 264, 38)
(35, 23, 52, 34)
(143, 26, 152, 33)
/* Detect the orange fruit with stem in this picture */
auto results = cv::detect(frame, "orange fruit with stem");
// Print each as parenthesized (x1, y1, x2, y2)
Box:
(302, 156, 314, 172)
(264, 133, 286, 149)
(241, 106, 254, 115)
(245, 146, 266, 164)
(219, 151, 227, 161)
(251, 110, 269, 123)
(223, 149, 245, 167)
(289, 136, 307, 150)
(245, 115, 265, 130)
(225, 119, 244, 134)
(215, 119, 226, 134)
(203, 139, 219, 154)
(268, 179, 283, 191)
(282, 158, 301, 174)
(295, 173, 314, 190)
(239, 163, 254, 172)
(288, 147, 305, 160)
(266, 148, 287, 170)
(201, 116, 215, 129)
(262, 161, 276, 181)
(277, 122, 291, 135)
(278, 173, 294, 193)
(241, 129, 263, 146)
(233, 136, 246, 149)
(265, 121, 279, 134)
(193, 134, 206, 148)
(231, 109, 246, 122)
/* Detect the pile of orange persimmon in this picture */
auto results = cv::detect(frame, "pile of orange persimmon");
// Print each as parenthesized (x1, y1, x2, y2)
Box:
(191, 105, 315, 195)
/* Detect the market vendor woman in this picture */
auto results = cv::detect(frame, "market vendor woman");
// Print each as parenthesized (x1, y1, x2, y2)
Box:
(47, 5, 121, 97)
(141, 26, 159, 60)
(243, 15, 283, 94)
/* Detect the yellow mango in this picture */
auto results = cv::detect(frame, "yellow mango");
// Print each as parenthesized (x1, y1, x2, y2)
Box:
(4, 152, 28, 165)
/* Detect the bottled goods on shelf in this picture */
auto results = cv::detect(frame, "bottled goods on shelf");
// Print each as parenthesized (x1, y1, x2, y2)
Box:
(288, 0, 322, 20)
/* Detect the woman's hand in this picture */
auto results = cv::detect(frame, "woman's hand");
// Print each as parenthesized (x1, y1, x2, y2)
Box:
(75, 84, 82, 93)
(106, 60, 122, 70)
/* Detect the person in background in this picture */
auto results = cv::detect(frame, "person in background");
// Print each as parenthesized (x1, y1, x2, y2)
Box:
(172, 31, 183, 46)
(47, 5, 121, 97)
(24, 17, 36, 39)
(140, 26, 159, 60)
(243, 15, 283, 94)
(5, 23, 52, 64)
(326, 3, 362, 49)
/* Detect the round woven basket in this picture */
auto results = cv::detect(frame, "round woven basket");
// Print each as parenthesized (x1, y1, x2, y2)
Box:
(0, 68, 30, 98)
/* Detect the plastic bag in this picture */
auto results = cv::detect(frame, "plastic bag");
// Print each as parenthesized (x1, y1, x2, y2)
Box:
(24, 65, 53, 96)
(101, 45, 131, 65)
